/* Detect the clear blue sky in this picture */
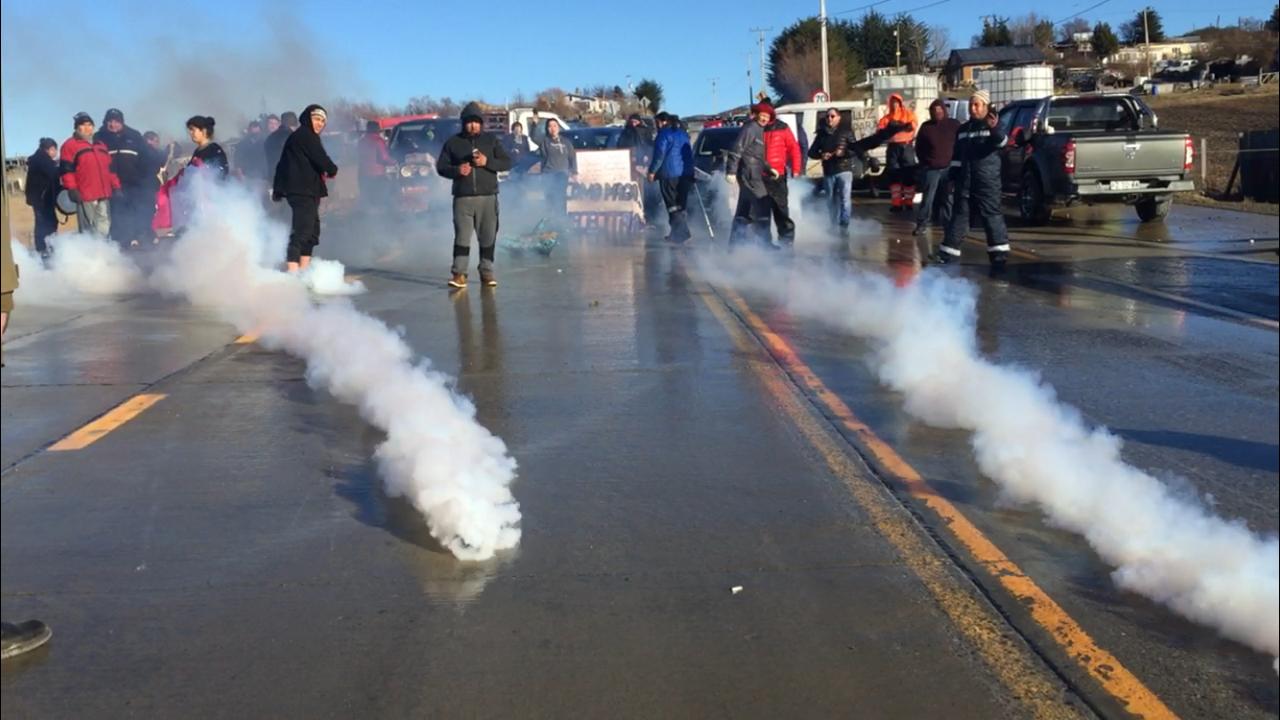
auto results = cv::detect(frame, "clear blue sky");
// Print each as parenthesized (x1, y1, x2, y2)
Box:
(1, 0, 1271, 152)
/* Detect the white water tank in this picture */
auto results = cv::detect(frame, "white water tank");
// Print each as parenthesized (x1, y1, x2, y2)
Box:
(974, 66, 1055, 106)
(872, 74, 942, 105)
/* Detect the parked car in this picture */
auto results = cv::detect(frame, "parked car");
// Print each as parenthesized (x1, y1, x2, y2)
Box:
(564, 126, 624, 150)
(998, 94, 1195, 223)
(386, 118, 462, 212)
(690, 127, 742, 230)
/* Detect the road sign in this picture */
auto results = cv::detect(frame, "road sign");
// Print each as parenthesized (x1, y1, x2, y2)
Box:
(811, 90, 829, 104)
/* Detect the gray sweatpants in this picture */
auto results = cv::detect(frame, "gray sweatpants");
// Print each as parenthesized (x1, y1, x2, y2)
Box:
(451, 195, 499, 275)
(77, 199, 111, 238)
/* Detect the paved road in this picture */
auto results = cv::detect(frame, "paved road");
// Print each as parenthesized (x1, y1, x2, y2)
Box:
(2, 200, 1276, 719)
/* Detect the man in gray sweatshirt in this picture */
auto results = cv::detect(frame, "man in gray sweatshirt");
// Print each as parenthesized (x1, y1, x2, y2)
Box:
(537, 118, 576, 216)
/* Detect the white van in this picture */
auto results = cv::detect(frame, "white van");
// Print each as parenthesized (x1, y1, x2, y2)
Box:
(775, 100, 873, 178)
(483, 108, 569, 152)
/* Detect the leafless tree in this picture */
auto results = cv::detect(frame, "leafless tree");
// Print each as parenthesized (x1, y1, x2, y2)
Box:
(772, 42, 860, 102)
(1010, 13, 1056, 48)
(1059, 18, 1092, 45)
(926, 25, 952, 64)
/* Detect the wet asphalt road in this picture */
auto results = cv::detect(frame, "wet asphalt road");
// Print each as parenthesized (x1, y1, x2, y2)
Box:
(2, 200, 1277, 719)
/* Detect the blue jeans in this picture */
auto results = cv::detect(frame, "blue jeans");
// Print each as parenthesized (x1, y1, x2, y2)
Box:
(823, 171, 853, 227)
(915, 166, 953, 229)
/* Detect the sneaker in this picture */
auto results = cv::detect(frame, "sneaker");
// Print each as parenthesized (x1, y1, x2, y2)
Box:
(911, 224, 927, 236)
(480, 273, 498, 287)
(1, 620, 52, 659)
(989, 251, 1009, 269)
(448, 273, 467, 289)
(929, 251, 955, 265)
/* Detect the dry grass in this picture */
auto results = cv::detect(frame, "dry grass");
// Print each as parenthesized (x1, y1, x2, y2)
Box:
(1146, 84, 1279, 214)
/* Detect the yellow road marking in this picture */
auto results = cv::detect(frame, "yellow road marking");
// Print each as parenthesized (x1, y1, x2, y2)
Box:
(234, 332, 259, 344)
(704, 283, 1177, 720)
(695, 289, 1083, 719)
(48, 394, 167, 452)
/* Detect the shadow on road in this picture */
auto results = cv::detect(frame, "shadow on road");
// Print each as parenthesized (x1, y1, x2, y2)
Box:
(1114, 427, 1279, 473)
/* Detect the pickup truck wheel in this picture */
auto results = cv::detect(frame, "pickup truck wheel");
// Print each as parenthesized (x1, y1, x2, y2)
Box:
(1135, 196, 1171, 222)
(1018, 173, 1051, 225)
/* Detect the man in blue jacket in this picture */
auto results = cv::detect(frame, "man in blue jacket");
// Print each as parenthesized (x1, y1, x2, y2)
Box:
(647, 113, 695, 244)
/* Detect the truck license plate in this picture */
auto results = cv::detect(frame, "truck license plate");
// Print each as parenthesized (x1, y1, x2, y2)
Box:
(1110, 180, 1145, 190)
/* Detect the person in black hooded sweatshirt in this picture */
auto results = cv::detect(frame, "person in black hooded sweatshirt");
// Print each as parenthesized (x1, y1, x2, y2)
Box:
(273, 104, 338, 273)
(24, 138, 61, 257)
(436, 102, 512, 289)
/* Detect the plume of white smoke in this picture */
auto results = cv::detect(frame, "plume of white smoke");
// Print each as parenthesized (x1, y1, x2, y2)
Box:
(150, 178, 520, 560)
(1, 7, 360, 150)
(701, 246, 1279, 669)
(10, 234, 143, 305)
(301, 257, 366, 295)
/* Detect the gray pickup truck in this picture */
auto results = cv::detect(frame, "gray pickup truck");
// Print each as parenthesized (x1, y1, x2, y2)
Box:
(998, 94, 1195, 224)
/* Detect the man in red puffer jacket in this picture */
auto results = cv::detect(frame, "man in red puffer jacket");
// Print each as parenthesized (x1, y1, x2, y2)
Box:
(61, 112, 120, 238)
(726, 100, 802, 246)
(760, 102, 802, 244)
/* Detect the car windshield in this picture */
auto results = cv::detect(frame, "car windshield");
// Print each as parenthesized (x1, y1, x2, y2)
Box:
(696, 130, 738, 156)
(564, 129, 618, 150)
(1044, 99, 1140, 133)
(389, 119, 462, 157)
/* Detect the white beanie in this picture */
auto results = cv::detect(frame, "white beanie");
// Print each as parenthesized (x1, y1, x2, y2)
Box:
(972, 89, 991, 105)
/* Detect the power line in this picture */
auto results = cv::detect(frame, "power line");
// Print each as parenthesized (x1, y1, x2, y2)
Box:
(835, 0, 893, 16)
(897, 0, 949, 14)
(1055, 0, 1112, 25)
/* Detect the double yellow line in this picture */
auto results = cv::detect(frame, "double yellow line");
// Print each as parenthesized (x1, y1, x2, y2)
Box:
(700, 281, 1177, 720)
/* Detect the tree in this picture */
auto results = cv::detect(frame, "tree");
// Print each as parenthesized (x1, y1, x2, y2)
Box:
(1034, 20, 1056, 49)
(1267, 4, 1279, 33)
(845, 10, 899, 68)
(1011, 14, 1056, 48)
(1198, 25, 1278, 65)
(892, 15, 934, 72)
(1123, 8, 1166, 45)
(1060, 18, 1092, 44)
(925, 25, 953, 64)
(975, 17, 1013, 47)
(633, 79, 664, 112)
(1092, 22, 1120, 61)
(767, 17, 864, 103)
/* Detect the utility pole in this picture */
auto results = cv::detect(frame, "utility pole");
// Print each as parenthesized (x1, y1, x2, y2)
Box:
(1142, 7, 1152, 79)
(710, 78, 719, 114)
(747, 52, 754, 105)
(748, 27, 773, 98)
(820, 0, 831, 96)
(895, 26, 901, 72)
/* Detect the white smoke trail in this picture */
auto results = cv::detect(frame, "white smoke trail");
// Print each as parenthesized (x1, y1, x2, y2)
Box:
(301, 257, 366, 296)
(700, 246, 1279, 668)
(10, 234, 143, 305)
(150, 178, 520, 560)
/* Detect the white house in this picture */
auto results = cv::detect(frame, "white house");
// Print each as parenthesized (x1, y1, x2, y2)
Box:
(564, 94, 621, 116)
(1105, 36, 1209, 66)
